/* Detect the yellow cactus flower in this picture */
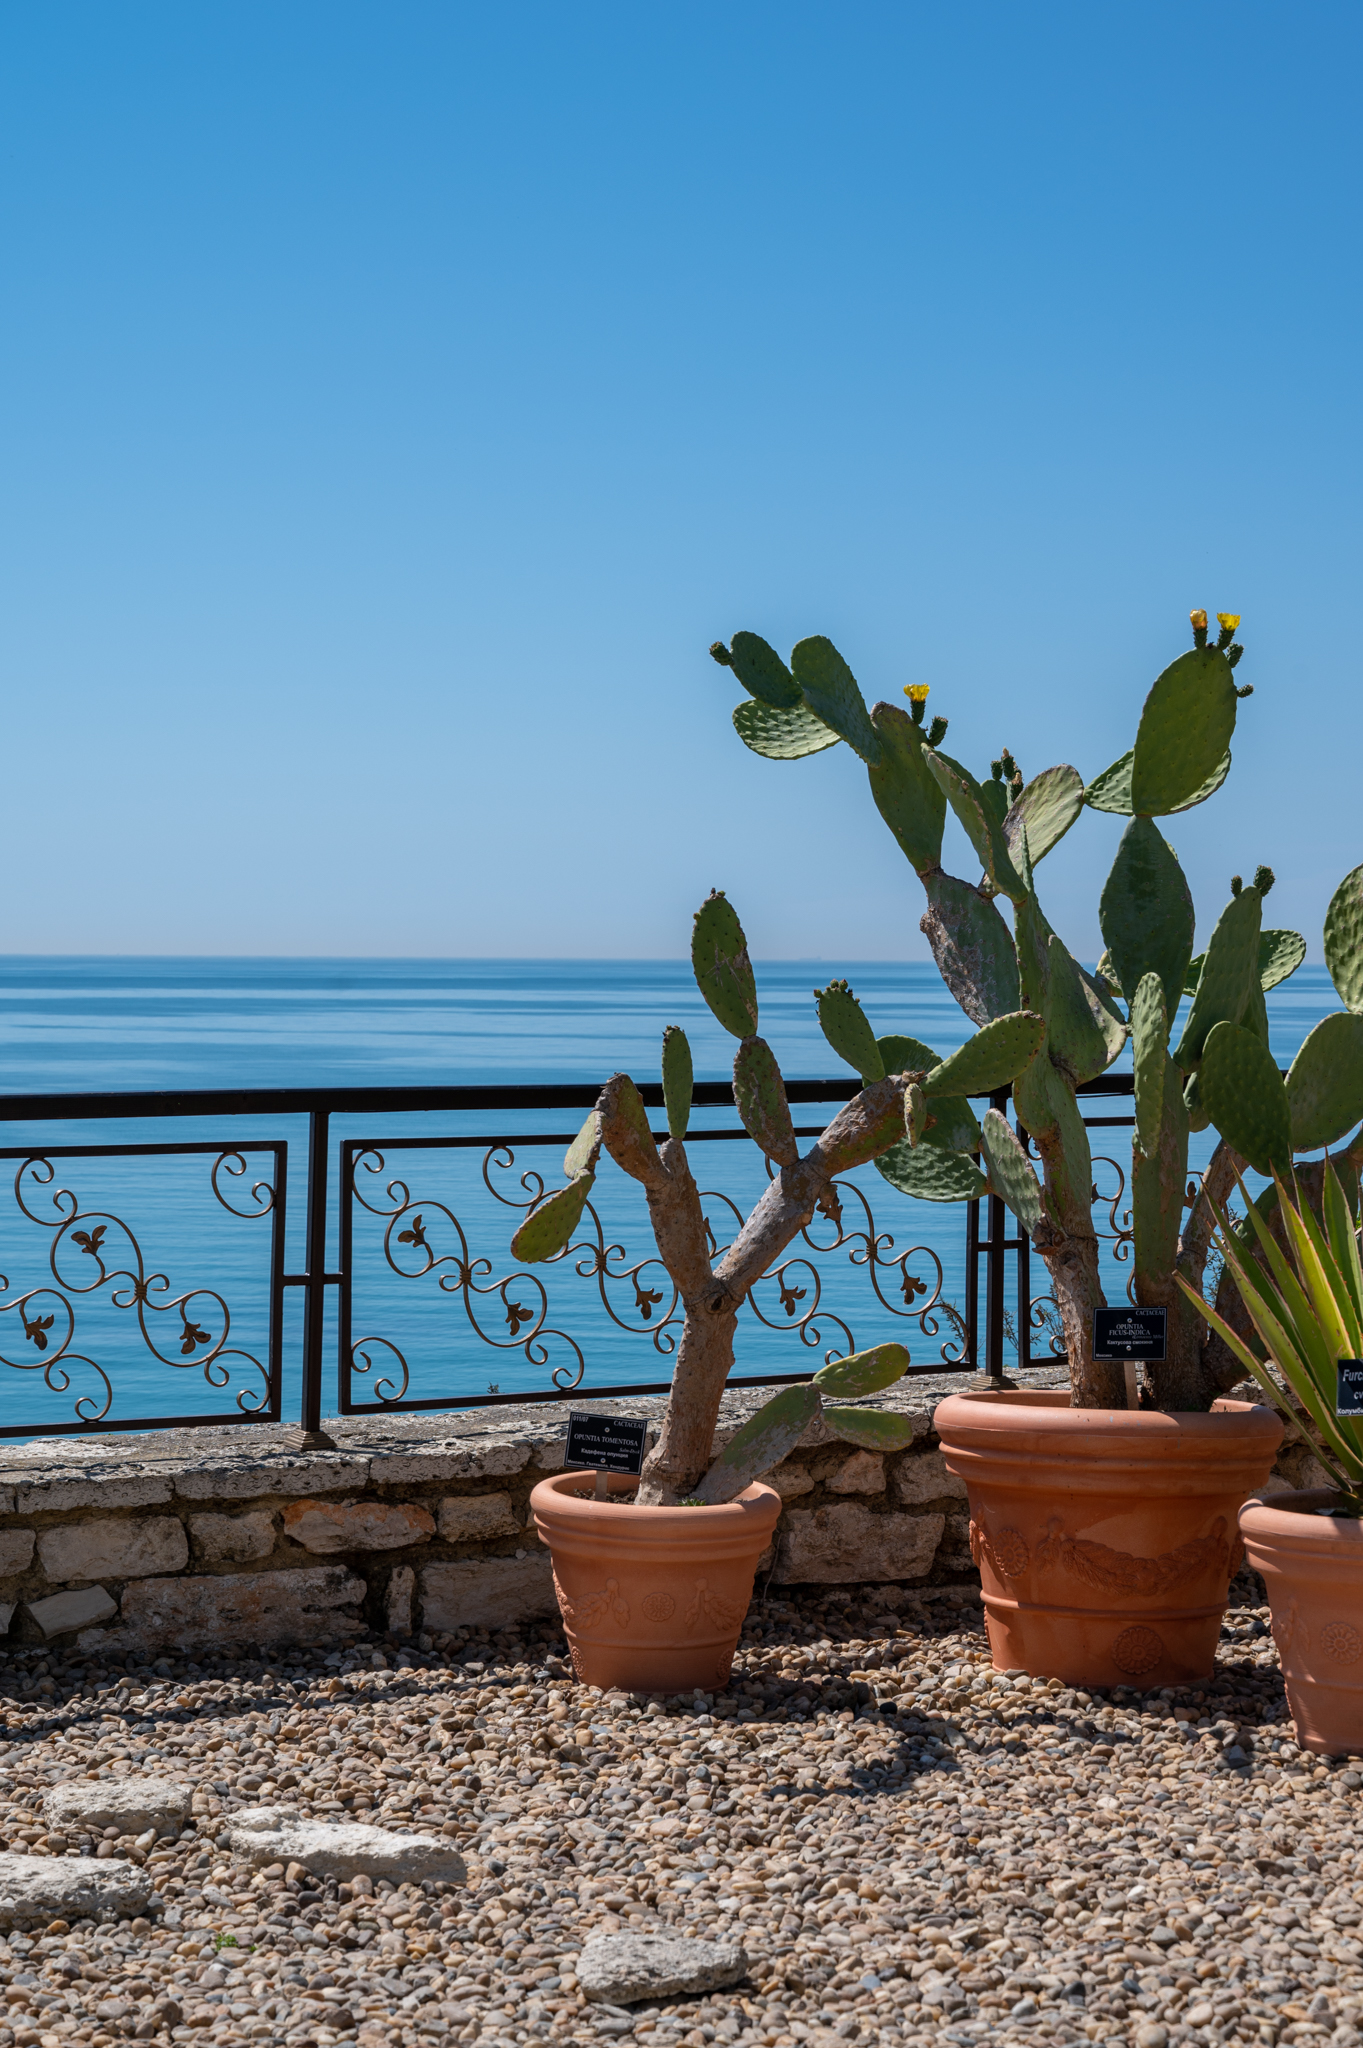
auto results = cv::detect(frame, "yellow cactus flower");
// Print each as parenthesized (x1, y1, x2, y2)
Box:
(903, 684, 931, 703)
(1189, 610, 1208, 631)
(1216, 612, 1241, 631)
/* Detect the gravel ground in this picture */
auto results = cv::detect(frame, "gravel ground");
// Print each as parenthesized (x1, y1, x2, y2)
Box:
(0, 1579, 1355, 2048)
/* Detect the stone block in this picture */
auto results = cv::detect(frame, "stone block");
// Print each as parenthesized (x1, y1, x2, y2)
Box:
(188, 1512, 276, 1564)
(0, 1531, 34, 1577)
(767, 1463, 815, 1500)
(439, 1438, 531, 1479)
(419, 1554, 555, 1632)
(229, 1810, 465, 1883)
(26, 1586, 119, 1640)
(892, 1448, 969, 1506)
(577, 1931, 747, 2004)
(773, 1505, 944, 1585)
(0, 1853, 151, 1927)
(15, 1475, 173, 1514)
(938, 1511, 974, 1570)
(386, 1565, 415, 1635)
(827, 1451, 885, 1495)
(46, 1777, 193, 1837)
(436, 1493, 520, 1542)
(0, 1605, 13, 1638)
(91, 1567, 366, 1650)
(280, 1498, 435, 1554)
(37, 1516, 188, 1584)
(173, 1453, 372, 1501)
(531, 1438, 567, 1470)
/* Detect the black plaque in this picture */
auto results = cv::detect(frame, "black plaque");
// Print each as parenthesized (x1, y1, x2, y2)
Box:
(1338, 1361, 1363, 1418)
(1093, 1305, 1168, 1362)
(564, 1411, 650, 1474)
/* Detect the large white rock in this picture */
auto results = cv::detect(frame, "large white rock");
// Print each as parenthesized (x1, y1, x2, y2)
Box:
(27, 1587, 118, 1640)
(37, 1515, 188, 1583)
(576, 1931, 747, 2005)
(0, 1853, 152, 1926)
(419, 1553, 554, 1631)
(773, 1505, 944, 1584)
(228, 1809, 465, 1883)
(45, 1777, 192, 1838)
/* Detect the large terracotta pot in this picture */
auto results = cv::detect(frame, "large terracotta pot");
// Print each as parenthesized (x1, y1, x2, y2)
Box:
(1239, 1488, 1363, 1756)
(529, 1472, 782, 1693)
(934, 1390, 1283, 1688)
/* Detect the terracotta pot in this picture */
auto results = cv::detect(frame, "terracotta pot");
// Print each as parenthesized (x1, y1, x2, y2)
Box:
(1239, 1488, 1363, 1756)
(933, 1389, 1283, 1688)
(529, 1472, 782, 1693)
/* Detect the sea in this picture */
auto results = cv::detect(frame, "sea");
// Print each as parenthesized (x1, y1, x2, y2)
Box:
(0, 957, 1338, 1438)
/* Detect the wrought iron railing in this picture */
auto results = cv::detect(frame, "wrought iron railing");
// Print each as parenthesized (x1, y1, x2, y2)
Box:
(0, 1076, 1137, 1441)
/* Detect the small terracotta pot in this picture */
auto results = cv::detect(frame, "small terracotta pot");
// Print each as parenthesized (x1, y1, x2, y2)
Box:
(933, 1389, 1283, 1688)
(529, 1472, 782, 1694)
(1239, 1488, 1363, 1756)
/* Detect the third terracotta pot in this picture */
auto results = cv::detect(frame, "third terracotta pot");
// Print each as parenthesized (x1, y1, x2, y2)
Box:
(1239, 1488, 1363, 1756)
(934, 1389, 1283, 1688)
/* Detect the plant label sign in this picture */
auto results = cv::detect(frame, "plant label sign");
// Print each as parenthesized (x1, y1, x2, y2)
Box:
(1337, 1361, 1363, 1418)
(1092, 1306, 1167, 1362)
(565, 1411, 651, 1474)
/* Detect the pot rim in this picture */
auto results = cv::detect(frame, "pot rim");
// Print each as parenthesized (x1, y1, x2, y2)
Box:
(530, 1471, 780, 1532)
(1240, 1486, 1363, 1542)
(935, 1390, 1280, 1441)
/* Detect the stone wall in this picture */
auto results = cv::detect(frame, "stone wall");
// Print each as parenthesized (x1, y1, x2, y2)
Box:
(0, 1370, 998, 1658)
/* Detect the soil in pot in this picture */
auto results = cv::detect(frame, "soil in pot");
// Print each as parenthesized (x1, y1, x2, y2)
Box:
(934, 1389, 1283, 1688)
(529, 1471, 782, 1693)
(1239, 1487, 1363, 1757)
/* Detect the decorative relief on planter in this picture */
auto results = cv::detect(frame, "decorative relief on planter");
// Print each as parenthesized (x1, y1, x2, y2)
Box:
(557, 1575, 630, 1629)
(641, 1591, 676, 1623)
(685, 1578, 742, 1633)
(1272, 1596, 1306, 1656)
(1319, 1620, 1362, 1665)
(1111, 1624, 1166, 1676)
(970, 1520, 1030, 1582)
(1034, 1514, 1230, 1595)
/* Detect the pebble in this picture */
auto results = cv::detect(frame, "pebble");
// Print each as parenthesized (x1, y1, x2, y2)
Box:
(0, 1583, 1349, 2048)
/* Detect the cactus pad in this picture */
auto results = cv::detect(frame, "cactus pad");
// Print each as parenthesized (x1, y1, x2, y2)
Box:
(695, 1382, 823, 1505)
(1172, 881, 1263, 1069)
(1013, 1051, 1093, 1225)
(733, 1036, 799, 1165)
(1086, 745, 1231, 816)
(924, 1010, 1046, 1098)
(1130, 971, 1168, 1157)
(875, 1140, 988, 1202)
(691, 890, 759, 1038)
(814, 980, 886, 1082)
(1259, 928, 1307, 992)
(726, 630, 802, 708)
(919, 868, 1022, 1025)
(661, 1025, 693, 1142)
(926, 750, 1027, 903)
(563, 1110, 602, 1181)
(510, 1173, 596, 1264)
(814, 1341, 911, 1398)
(1045, 932, 1127, 1085)
(919, 1092, 981, 1153)
(1129, 647, 1239, 815)
(1325, 862, 1363, 1012)
(866, 701, 947, 873)
(820, 1406, 921, 1453)
(1197, 1020, 1292, 1176)
(904, 1079, 928, 1146)
(733, 698, 841, 759)
(1002, 764, 1085, 865)
(1131, 1050, 1188, 1289)
(877, 1032, 940, 1073)
(789, 636, 882, 764)
(1098, 816, 1196, 1020)
(979, 1109, 1045, 1234)
(1285, 1012, 1363, 1152)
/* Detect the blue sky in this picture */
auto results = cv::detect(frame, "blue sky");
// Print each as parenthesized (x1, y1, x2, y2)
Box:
(1, 2, 1358, 964)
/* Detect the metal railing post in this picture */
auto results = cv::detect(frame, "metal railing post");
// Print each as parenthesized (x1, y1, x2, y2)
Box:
(290, 1108, 336, 1450)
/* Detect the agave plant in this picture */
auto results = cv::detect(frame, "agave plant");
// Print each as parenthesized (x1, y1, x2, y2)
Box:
(1176, 1165, 1363, 1511)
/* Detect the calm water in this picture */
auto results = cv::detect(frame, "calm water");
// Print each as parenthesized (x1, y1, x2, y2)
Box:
(0, 958, 1338, 1435)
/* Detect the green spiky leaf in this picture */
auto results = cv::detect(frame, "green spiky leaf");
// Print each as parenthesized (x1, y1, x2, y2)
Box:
(1197, 1020, 1292, 1176)
(789, 636, 881, 764)
(1129, 647, 1239, 816)
(661, 1025, 693, 1142)
(820, 1406, 921, 1452)
(1130, 972, 1168, 1158)
(1172, 882, 1264, 1070)
(510, 1174, 596, 1264)
(866, 700, 947, 873)
(979, 1108, 1044, 1234)
(1286, 1012, 1363, 1152)
(1325, 862, 1363, 1013)
(733, 697, 841, 760)
(1098, 816, 1196, 1021)
(691, 890, 758, 1039)
(923, 1010, 1046, 1098)
(727, 630, 801, 708)
(1259, 929, 1306, 992)
(875, 1140, 988, 1203)
(1002, 764, 1084, 866)
(919, 868, 1022, 1025)
(733, 1036, 798, 1164)
(815, 980, 885, 1082)
(814, 1341, 911, 1398)
(563, 1111, 602, 1181)
(695, 1382, 823, 1504)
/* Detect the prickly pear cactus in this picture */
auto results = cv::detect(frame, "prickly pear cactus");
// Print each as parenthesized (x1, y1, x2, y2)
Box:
(661, 1026, 692, 1141)
(691, 890, 758, 1039)
(733, 1036, 799, 1165)
(815, 980, 886, 1082)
